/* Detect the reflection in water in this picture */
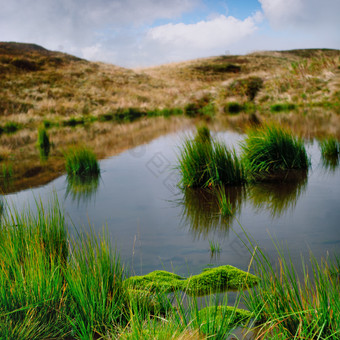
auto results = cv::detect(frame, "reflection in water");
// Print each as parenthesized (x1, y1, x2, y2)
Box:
(321, 154, 339, 172)
(248, 170, 308, 218)
(0, 197, 4, 218)
(39, 144, 50, 162)
(65, 174, 100, 205)
(179, 186, 245, 239)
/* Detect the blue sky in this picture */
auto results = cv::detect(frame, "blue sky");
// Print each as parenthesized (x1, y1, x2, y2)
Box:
(0, 0, 339, 67)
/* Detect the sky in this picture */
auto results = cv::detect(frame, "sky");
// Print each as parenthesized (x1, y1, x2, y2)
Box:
(0, 0, 339, 68)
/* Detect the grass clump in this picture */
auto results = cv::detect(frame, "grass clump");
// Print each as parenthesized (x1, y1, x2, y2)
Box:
(178, 127, 246, 188)
(195, 63, 241, 74)
(184, 96, 216, 118)
(320, 137, 340, 158)
(194, 125, 211, 143)
(224, 102, 244, 114)
(270, 102, 297, 112)
(241, 124, 309, 178)
(65, 146, 100, 177)
(320, 137, 340, 170)
(3, 121, 20, 134)
(62, 116, 85, 127)
(1, 163, 13, 179)
(229, 76, 263, 101)
(36, 127, 51, 161)
(114, 107, 146, 122)
(209, 240, 221, 257)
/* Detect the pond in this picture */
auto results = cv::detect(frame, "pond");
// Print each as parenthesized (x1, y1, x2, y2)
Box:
(3, 129, 340, 278)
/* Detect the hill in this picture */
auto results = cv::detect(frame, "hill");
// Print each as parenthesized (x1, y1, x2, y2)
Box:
(0, 42, 339, 193)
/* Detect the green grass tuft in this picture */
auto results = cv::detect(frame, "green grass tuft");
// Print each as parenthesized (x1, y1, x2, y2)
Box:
(320, 137, 340, 171)
(3, 121, 20, 134)
(1, 163, 13, 179)
(209, 240, 221, 257)
(224, 102, 244, 114)
(320, 137, 340, 158)
(241, 124, 309, 178)
(194, 125, 211, 144)
(65, 146, 100, 177)
(178, 127, 246, 188)
(270, 103, 297, 112)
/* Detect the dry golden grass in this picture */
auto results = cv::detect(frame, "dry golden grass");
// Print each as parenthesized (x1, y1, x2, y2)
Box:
(1, 42, 339, 193)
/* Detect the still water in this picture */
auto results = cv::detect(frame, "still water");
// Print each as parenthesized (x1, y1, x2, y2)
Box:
(4, 129, 340, 277)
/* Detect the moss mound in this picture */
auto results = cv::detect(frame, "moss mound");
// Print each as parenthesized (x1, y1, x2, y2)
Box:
(124, 270, 185, 293)
(186, 265, 259, 295)
(124, 265, 259, 296)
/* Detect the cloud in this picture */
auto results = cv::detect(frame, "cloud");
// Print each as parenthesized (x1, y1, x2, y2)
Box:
(259, 0, 340, 30)
(0, 0, 199, 52)
(139, 13, 259, 65)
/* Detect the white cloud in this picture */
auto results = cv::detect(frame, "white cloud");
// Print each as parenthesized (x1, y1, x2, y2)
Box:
(140, 13, 259, 64)
(0, 0, 199, 53)
(259, 0, 340, 30)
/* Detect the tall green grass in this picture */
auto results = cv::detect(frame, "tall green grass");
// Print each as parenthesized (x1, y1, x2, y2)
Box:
(241, 124, 309, 178)
(178, 128, 246, 188)
(65, 229, 127, 338)
(65, 146, 100, 177)
(0, 199, 127, 339)
(0, 199, 68, 339)
(242, 237, 340, 339)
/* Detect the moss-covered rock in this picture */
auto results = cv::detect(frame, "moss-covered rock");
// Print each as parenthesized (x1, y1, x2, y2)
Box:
(124, 270, 185, 293)
(185, 265, 259, 295)
(197, 305, 252, 334)
(124, 265, 259, 296)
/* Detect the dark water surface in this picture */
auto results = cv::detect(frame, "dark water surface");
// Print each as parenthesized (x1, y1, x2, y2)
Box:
(4, 129, 340, 277)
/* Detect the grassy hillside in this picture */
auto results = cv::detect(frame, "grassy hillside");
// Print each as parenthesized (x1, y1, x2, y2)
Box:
(0, 42, 339, 193)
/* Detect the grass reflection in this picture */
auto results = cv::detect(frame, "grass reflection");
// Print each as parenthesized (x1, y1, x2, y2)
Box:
(66, 174, 100, 205)
(321, 154, 340, 172)
(248, 170, 308, 218)
(320, 137, 340, 172)
(179, 186, 245, 239)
